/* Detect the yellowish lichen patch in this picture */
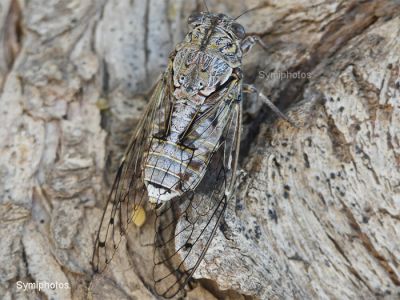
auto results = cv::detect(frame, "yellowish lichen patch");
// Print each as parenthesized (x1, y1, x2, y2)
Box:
(131, 205, 146, 227)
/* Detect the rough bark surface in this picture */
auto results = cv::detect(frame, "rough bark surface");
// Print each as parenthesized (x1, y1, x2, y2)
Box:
(0, 0, 399, 299)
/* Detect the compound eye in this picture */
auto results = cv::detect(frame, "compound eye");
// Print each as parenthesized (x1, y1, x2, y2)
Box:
(231, 22, 246, 39)
(188, 13, 203, 25)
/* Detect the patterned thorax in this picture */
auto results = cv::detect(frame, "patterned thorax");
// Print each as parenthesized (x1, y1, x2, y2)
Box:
(173, 13, 245, 101)
(143, 13, 245, 204)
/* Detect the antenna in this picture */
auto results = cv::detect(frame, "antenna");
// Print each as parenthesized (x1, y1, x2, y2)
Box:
(234, 5, 261, 20)
(203, 0, 209, 12)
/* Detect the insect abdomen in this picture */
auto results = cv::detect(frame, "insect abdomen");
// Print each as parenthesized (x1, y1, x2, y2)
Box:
(145, 141, 223, 203)
(143, 101, 223, 204)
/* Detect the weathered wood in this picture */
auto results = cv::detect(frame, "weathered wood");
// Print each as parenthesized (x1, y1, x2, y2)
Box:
(0, 0, 399, 299)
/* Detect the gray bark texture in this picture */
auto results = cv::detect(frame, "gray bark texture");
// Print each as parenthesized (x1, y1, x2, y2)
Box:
(0, 0, 399, 299)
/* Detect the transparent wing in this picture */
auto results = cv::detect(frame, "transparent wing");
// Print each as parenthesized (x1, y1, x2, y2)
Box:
(91, 68, 173, 273)
(152, 100, 242, 298)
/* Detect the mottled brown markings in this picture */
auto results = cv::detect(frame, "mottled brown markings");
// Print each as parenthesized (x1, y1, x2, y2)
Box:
(339, 199, 400, 286)
(178, 172, 191, 182)
(188, 159, 203, 172)
(199, 15, 218, 51)
(324, 109, 353, 164)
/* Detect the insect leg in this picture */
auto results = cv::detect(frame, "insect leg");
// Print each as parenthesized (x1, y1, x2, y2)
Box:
(241, 35, 268, 54)
(243, 84, 298, 127)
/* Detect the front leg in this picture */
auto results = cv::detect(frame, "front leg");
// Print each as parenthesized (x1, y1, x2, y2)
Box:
(241, 35, 268, 55)
(243, 84, 298, 127)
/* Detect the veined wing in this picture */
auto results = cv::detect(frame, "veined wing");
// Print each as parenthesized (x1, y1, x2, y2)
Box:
(152, 97, 242, 298)
(91, 65, 173, 273)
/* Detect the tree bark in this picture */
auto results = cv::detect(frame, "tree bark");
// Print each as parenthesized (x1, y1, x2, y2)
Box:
(0, 0, 399, 299)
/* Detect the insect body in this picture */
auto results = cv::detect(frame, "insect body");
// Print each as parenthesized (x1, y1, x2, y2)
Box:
(144, 13, 247, 204)
(92, 11, 264, 299)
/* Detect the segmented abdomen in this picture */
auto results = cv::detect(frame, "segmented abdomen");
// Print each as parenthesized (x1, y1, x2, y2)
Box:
(143, 100, 224, 203)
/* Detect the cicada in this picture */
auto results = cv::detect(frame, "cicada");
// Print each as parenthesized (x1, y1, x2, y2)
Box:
(92, 7, 288, 299)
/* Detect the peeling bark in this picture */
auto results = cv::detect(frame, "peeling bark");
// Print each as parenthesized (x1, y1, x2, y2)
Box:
(0, 0, 399, 299)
